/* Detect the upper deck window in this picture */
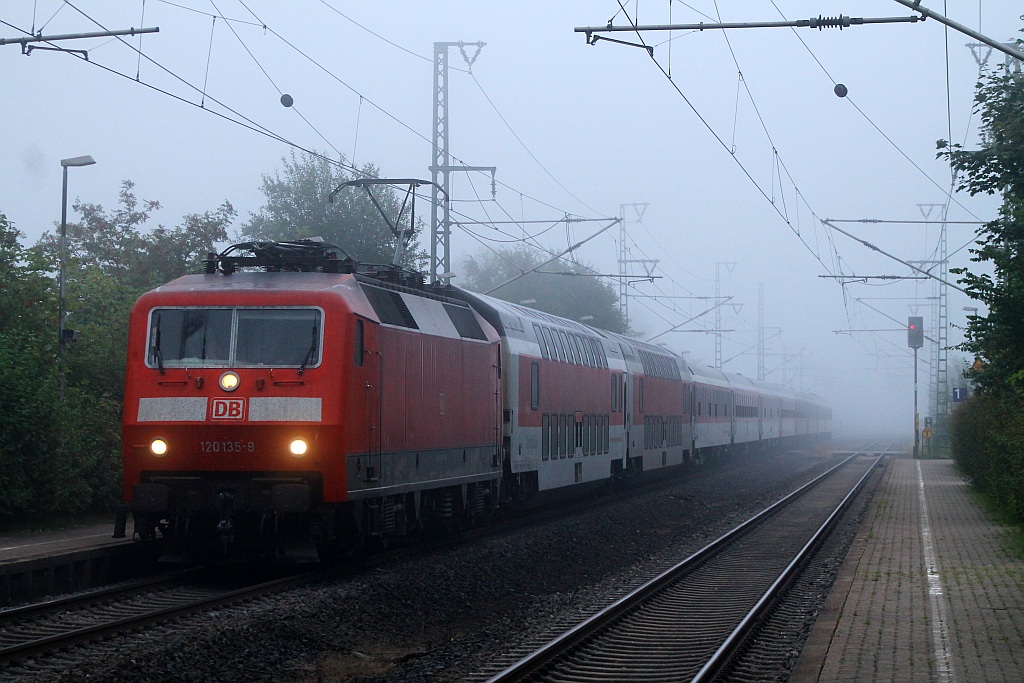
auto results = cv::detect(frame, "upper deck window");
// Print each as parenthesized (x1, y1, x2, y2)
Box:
(147, 307, 322, 369)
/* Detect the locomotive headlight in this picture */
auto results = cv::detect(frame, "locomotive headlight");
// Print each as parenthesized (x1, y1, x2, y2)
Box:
(150, 438, 169, 456)
(219, 371, 240, 392)
(289, 438, 308, 457)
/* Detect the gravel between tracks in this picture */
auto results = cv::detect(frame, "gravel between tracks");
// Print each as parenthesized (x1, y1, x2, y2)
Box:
(2, 447, 847, 683)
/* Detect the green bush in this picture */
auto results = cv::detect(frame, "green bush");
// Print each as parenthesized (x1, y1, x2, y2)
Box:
(0, 334, 121, 520)
(951, 392, 1024, 524)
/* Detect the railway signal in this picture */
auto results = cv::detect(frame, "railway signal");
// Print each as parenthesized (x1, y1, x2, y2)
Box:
(907, 317, 924, 349)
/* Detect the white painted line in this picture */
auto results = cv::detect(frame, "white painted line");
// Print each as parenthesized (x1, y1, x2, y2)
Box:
(0, 533, 114, 553)
(917, 460, 956, 682)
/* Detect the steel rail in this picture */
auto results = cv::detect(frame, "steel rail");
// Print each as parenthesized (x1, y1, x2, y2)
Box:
(0, 570, 198, 624)
(0, 569, 317, 664)
(692, 447, 888, 682)
(486, 442, 886, 682)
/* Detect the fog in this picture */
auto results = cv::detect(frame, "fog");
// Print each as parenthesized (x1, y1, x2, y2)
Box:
(2, 1, 1020, 440)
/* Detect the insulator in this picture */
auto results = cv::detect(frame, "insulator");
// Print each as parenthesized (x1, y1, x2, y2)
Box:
(809, 15, 851, 30)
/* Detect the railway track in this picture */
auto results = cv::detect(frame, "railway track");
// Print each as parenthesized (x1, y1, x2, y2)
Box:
(0, 566, 316, 666)
(1, 445, 849, 678)
(485, 443, 891, 682)
(0, 449, 752, 674)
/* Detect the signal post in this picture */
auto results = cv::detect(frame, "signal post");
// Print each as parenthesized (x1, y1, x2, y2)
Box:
(908, 317, 924, 457)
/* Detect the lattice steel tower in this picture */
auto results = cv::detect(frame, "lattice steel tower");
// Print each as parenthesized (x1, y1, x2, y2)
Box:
(429, 41, 487, 284)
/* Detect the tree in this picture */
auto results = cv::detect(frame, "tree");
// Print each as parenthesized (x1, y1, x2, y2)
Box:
(942, 30, 1024, 524)
(0, 212, 55, 338)
(34, 182, 235, 396)
(0, 184, 236, 521)
(241, 151, 427, 269)
(941, 47, 1024, 394)
(0, 212, 121, 518)
(460, 245, 628, 333)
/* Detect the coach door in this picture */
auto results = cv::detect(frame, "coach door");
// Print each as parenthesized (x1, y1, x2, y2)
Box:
(758, 395, 764, 440)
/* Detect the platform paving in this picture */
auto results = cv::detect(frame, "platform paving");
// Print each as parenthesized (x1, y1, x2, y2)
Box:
(792, 457, 1024, 682)
(0, 521, 131, 564)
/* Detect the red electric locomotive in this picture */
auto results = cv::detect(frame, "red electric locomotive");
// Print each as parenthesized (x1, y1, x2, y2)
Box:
(123, 241, 502, 560)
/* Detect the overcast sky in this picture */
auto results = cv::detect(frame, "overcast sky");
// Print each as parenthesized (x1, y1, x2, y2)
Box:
(2, 1, 1021, 437)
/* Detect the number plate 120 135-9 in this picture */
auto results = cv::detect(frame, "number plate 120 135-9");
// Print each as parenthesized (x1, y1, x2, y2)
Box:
(200, 441, 255, 454)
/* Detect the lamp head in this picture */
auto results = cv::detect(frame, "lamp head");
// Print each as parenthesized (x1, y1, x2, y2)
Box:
(61, 155, 96, 168)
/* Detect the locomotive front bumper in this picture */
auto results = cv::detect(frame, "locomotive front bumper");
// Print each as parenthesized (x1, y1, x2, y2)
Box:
(132, 475, 318, 516)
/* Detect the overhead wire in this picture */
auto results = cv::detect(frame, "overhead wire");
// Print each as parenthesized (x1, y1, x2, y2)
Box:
(768, 0, 985, 223)
(597, 2, 855, 350)
(610, 1, 846, 288)
(469, 72, 600, 215)
(208, 0, 344, 158)
(235, 6, 593, 220)
(38, 2, 598, 238)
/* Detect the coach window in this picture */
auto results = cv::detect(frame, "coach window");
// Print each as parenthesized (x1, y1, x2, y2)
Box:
(583, 415, 591, 455)
(533, 324, 548, 360)
(530, 362, 540, 410)
(354, 319, 364, 367)
(542, 414, 550, 461)
(550, 413, 559, 459)
(556, 330, 570, 364)
(590, 415, 598, 455)
(561, 414, 569, 457)
(549, 327, 561, 362)
(548, 329, 560, 363)
(559, 332, 572, 365)
(541, 327, 556, 361)
(575, 335, 587, 366)
(562, 334, 573, 364)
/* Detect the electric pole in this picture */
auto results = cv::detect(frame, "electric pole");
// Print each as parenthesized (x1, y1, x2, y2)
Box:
(429, 41, 494, 285)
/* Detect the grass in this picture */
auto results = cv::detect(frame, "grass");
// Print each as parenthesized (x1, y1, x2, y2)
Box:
(964, 483, 1024, 560)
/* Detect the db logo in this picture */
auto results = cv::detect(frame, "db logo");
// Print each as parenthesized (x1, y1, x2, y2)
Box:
(211, 398, 245, 420)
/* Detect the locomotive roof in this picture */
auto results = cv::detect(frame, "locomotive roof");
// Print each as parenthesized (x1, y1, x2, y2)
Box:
(151, 271, 355, 293)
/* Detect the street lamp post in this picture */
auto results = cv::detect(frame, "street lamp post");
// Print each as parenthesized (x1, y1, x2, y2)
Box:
(59, 155, 96, 397)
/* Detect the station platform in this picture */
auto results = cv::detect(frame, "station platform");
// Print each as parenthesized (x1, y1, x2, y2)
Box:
(792, 457, 1024, 682)
(0, 518, 150, 606)
(0, 520, 131, 564)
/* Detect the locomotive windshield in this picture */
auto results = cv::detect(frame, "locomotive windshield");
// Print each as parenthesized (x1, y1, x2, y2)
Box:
(148, 307, 321, 369)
